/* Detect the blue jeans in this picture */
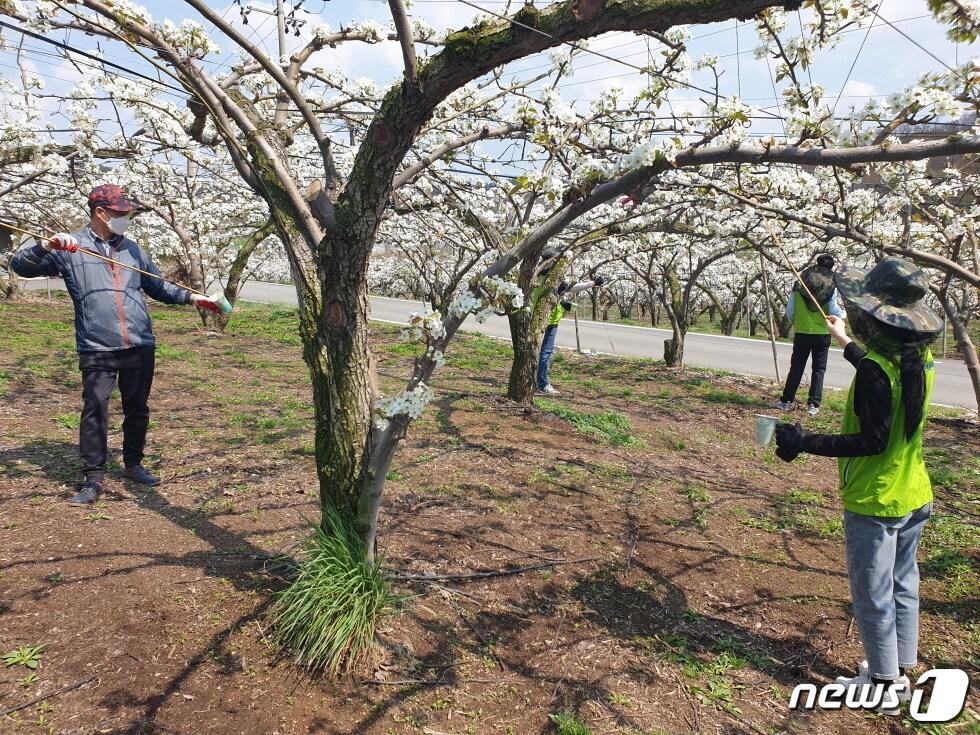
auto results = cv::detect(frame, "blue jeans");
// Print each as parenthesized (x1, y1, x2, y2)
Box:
(845, 502, 931, 679)
(537, 325, 558, 390)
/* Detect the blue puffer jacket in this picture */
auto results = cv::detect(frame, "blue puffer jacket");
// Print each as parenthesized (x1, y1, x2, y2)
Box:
(10, 226, 191, 353)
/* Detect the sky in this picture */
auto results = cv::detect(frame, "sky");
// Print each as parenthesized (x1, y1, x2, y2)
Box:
(0, 0, 976, 159)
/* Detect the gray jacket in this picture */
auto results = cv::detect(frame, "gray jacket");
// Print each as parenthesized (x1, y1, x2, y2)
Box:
(10, 226, 191, 353)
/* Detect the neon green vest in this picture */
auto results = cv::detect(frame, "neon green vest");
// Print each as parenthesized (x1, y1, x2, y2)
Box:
(533, 283, 566, 327)
(547, 303, 565, 326)
(838, 348, 934, 517)
(793, 291, 830, 335)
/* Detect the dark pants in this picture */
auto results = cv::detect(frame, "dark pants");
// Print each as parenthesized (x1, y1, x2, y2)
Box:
(781, 333, 831, 407)
(537, 325, 559, 390)
(79, 346, 155, 482)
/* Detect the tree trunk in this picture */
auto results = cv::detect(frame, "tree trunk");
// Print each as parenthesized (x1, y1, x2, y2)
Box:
(664, 322, 686, 367)
(720, 308, 737, 336)
(660, 297, 686, 367)
(212, 221, 275, 332)
(306, 240, 377, 528)
(507, 307, 538, 404)
(0, 270, 17, 300)
(935, 289, 980, 412)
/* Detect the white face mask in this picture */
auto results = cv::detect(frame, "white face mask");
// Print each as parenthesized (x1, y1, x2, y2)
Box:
(107, 215, 130, 235)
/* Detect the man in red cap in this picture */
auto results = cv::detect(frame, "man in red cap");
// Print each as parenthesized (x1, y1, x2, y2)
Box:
(11, 184, 221, 504)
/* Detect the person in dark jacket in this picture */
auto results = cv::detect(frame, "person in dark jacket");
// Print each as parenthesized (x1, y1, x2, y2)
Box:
(778, 254, 845, 416)
(10, 184, 220, 504)
(774, 257, 943, 714)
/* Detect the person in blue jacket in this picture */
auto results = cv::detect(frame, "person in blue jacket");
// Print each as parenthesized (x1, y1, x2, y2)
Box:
(10, 184, 220, 504)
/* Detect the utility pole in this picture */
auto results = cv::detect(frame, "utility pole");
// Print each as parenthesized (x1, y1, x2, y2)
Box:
(275, 0, 288, 62)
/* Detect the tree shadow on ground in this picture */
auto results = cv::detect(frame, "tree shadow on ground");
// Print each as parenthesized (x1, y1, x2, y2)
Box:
(0, 437, 299, 734)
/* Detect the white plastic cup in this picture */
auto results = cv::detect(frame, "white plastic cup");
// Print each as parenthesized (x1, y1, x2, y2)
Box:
(755, 414, 778, 446)
(209, 292, 234, 314)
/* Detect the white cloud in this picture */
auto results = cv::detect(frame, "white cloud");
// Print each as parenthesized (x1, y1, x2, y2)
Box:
(840, 79, 877, 99)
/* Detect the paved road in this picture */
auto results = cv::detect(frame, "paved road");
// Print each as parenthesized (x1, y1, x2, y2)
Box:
(19, 277, 977, 410)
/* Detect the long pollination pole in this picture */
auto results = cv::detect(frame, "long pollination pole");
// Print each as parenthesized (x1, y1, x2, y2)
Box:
(0, 220, 208, 296)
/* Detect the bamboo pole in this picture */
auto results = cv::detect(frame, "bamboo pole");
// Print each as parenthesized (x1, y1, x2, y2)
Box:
(764, 221, 828, 321)
(758, 250, 781, 382)
(0, 219, 207, 296)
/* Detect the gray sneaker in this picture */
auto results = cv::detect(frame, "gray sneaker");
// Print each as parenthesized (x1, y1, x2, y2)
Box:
(777, 400, 794, 411)
(806, 404, 820, 416)
(124, 465, 161, 486)
(536, 384, 560, 396)
(69, 481, 102, 505)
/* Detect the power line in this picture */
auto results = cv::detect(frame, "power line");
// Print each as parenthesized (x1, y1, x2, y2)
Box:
(1, 43, 190, 101)
(832, 0, 882, 114)
(502, 12, 932, 79)
(854, 0, 958, 75)
(0, 20, 189, 96)
(453, 0, 722, 99)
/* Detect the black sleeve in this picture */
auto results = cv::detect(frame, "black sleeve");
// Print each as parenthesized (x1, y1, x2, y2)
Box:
(843, 341, 866, 369)
(801, 357, 891, 457)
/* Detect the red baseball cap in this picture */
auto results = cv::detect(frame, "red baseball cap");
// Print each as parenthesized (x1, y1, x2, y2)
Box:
(88, 184, 135, 213)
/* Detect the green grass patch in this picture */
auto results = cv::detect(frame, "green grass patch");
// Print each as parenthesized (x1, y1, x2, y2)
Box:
(535, 399, 643, 447)
(382, 342, 421, 357)
(225, 305, 302, 346)
(269, 510, 398, 674)
(155, 344, 196, 361)
(548, 710, 593, 735)
(698, 389, 766, 407)
(53, 413, 79, 430)
(922, 550, 980, 600)
(923, 514, 980, 551)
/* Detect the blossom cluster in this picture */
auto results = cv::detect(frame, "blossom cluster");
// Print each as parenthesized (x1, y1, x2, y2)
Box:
(373, 382, 435, 430)
(400, 308, 446, 343)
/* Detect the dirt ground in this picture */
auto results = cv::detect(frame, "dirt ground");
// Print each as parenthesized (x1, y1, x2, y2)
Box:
(0, 297, 977, 735)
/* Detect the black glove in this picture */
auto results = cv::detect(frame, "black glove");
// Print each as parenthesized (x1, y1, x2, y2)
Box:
(560, 300, 573, 311)
(593, 275, 605, 287)
(774, 421, 806, 462)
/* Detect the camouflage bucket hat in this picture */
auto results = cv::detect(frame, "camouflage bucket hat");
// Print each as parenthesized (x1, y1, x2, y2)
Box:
(800, 264, 835, 305)
(834, 257, 943, 336)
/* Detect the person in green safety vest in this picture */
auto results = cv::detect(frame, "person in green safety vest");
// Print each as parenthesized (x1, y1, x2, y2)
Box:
(778, 254, 846, 416)
(532, 249, 604, 395)
(773, 257, 944, 714)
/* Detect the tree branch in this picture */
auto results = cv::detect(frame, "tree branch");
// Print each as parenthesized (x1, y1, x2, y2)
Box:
(392, 123, 523, 189)
(388, 0, 419, 85)
(180, 0, 335, 180)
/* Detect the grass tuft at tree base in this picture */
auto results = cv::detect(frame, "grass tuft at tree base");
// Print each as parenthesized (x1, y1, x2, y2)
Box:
(269, 509, 398, 675)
